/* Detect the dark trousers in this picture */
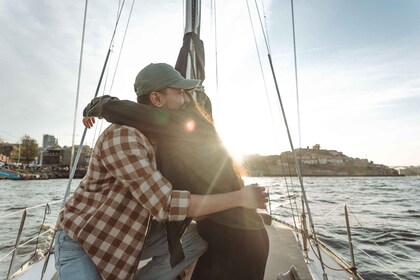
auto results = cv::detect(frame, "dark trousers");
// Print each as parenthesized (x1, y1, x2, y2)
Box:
(191, 219, 269, 280)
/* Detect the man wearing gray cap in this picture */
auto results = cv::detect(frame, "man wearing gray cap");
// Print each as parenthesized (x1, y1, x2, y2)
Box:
(56, 63, 268, 280)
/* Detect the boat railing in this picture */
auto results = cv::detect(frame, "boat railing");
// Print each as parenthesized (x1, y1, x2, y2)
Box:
(270, 191, 363, 279)
(282, 200, 408, 280)
(327, 204, 412, 280)
(344, 204, 358, 279)
(0, 200, 61, 279)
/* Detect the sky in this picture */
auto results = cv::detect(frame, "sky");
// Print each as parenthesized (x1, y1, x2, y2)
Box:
(0, 0, 419, 167)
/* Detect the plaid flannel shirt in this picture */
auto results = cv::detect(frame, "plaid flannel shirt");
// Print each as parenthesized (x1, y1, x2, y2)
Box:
(58, 124, 190, 279)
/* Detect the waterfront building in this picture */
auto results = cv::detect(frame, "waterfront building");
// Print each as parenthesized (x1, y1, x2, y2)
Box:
(42, 134, 58, 149)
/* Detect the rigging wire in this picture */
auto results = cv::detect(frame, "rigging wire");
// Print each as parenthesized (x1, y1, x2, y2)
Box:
(248, 0, 304, 248)
(90, 58, 113, 148)
(259, 0, 271, 49)
(256, 0, 303, 223)
(278, 0, 303, 228)
(260, 0, 302, 226)
(90, 0, 137, 147)
(290, 0, 302, 149)
(286, 163, 301, 218)
(61, 0, 127, 210)
(253, 1, 328, 277)
(245, 0, 280, 150)
(69, 0, 89, 171)
(284, 176, 299, 230)
(246, 0, 302, 232)
(253, 0, 270, 54)
(108, 0, 136, 94)
(40, 2, 128, 279)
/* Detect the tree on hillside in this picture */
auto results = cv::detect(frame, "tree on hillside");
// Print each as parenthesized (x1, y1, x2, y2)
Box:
(10, 135, 39, 164)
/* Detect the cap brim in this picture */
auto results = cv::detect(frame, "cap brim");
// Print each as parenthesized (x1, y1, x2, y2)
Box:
(169, 78, 200, 90)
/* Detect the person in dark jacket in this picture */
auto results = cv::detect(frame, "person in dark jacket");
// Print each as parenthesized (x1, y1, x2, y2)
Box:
(83, 63, 269, 280)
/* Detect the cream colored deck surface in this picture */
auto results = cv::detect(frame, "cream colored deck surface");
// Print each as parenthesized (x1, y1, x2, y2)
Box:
(264, 222, 312, 280)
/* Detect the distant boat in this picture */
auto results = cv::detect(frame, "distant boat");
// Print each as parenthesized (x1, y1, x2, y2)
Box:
(0, 168, 20, 180)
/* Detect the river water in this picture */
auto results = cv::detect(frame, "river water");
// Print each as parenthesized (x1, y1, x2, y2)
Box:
(0, 177, 419, 279)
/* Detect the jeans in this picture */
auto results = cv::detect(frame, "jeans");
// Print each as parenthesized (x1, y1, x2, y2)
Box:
(55, 221, 207, 280)
(54, 229, 102, 280)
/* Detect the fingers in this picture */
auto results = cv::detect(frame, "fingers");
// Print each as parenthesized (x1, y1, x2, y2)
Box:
(258, 188, 269, 209)
(242, 185, 269, 209)
(82, 117, 95, 128)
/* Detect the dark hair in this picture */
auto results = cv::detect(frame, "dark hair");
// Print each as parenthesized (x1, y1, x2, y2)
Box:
(184, 90, 214, 123)
(137, 88, 244, 190)
(137, 89, 168, 105)
(137, 93, 152, 105)
(183, 91, 244, 187)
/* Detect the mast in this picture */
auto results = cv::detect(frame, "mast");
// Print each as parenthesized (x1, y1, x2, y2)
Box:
(176, 0, 212, 115)
(183, 0, 201, 80)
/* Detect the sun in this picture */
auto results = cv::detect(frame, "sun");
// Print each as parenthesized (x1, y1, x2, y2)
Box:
(212, 105, 285, 162)
(214, 123, 254, 162)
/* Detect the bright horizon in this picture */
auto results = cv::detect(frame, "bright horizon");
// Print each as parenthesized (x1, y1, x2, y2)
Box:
(0, 1, 419, 167)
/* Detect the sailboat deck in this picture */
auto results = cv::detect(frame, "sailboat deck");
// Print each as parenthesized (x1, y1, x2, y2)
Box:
(265, 221, 312, 280)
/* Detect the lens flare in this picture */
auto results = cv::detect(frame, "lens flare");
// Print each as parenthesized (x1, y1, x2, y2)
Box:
(185, 119, 196, 132)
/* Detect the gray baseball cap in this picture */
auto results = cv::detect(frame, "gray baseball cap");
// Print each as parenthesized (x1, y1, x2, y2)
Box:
(134, 63, 200, 96)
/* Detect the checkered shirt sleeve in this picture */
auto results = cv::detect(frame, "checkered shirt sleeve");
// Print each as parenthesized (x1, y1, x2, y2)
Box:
(58, 125, 190, 279)
(100, 125, 190, 221)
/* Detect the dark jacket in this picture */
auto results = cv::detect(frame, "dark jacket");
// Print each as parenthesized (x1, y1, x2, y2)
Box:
(83, 96, 264, 266)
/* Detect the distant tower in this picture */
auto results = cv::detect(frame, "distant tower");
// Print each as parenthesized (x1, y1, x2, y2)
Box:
(42, 134, 58, 149)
